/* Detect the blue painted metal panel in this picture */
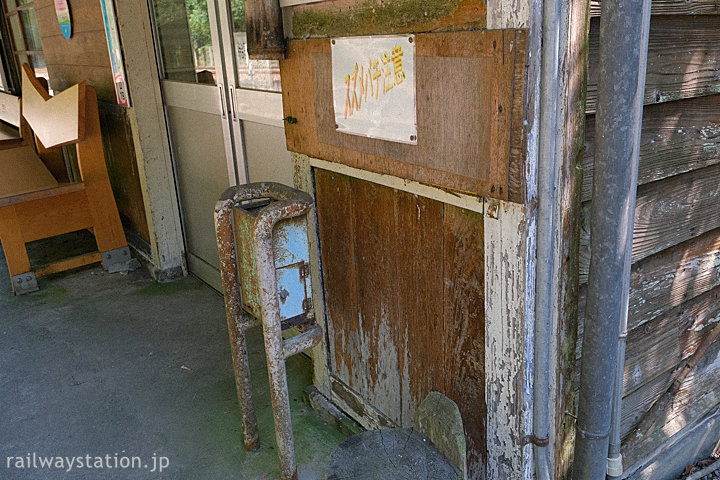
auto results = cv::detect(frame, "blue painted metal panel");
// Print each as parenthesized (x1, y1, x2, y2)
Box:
(276, 263, 309, 321)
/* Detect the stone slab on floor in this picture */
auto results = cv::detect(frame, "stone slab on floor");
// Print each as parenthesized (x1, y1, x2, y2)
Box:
(327, 428, 462, 480)
(0, 245, 346, 479)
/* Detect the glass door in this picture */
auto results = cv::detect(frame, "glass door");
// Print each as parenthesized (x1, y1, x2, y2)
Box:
(216, 0, 292, 186)
(152, 0, 292, 289)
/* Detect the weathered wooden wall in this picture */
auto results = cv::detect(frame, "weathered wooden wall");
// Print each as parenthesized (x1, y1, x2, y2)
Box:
(280, 2, 534, 479)
(33, 0, 149, 242)
(285, 0, 488, 39)
(280, 30, 528, 203)
(314, 168, 488, 475)
(579, 7, 720, 476)
(552, 0, 590, 477)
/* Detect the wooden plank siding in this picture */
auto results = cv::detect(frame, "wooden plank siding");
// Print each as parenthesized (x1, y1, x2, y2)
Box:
(627, 228, 720, 331)
(578, 229, 720, 451)
(586, 16, 720, 114)
(314, 169, 487, 476)
(579, 166, 720, 282)
(34, 0, 115, 101)
(280, 30, 528, 202)
(583, 95, 720, 203)
(591, 0, 720, 17)
(622, 335, 720, 467)
(397, 193, 446, 425)
(444, 205, 487, 476)
(577, 283, 720, 439)
(623, 284, 720, 398)
(579, 4, 720, 470)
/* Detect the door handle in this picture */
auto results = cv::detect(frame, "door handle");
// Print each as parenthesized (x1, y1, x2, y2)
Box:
(218, 83, 227, 119)
(229, 85, 239, 122)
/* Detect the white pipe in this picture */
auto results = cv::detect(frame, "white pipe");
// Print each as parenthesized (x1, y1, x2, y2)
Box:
(534, 0, 564, 476)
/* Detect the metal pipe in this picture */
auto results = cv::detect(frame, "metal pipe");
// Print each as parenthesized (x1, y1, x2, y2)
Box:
(607, 327, 628, 477)
(533, 0, 563, 475)
(572, 0, 651, 477)
(216, 183, 317, 480)
(252, 193, 312, 480)
(283, 325, 323, 359)
(214, 193, 260, 452)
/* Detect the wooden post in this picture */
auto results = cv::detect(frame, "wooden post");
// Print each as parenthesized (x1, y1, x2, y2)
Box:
(245, 0, 285, 60)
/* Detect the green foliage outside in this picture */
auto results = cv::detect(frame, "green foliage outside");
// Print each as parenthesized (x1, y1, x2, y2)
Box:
(154, 0, 246, 50)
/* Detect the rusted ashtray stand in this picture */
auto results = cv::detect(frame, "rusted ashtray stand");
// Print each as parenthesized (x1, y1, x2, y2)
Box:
(214, 183, 323, 480)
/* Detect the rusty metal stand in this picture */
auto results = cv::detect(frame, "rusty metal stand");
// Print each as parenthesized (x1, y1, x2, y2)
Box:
(215, 183, 323, 480)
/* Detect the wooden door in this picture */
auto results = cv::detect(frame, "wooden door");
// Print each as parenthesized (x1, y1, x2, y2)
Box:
(314, 168, 487, 475)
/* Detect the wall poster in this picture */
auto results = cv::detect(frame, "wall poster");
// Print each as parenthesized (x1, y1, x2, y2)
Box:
(100, 0, 129, 106)
(54, 0, 72, 39)
(331, 35, 417, 145)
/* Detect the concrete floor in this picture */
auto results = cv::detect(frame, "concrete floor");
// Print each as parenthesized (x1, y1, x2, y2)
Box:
(0, 243, 347, 479)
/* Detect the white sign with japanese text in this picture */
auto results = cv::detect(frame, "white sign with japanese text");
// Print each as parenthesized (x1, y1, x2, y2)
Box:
(331, 35, 416, 144)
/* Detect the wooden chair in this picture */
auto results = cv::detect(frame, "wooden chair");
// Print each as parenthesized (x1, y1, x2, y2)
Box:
(0, 64, 132, 294)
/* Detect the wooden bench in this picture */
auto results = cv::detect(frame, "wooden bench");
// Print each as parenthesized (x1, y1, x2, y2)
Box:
(0, 64, 132, 294)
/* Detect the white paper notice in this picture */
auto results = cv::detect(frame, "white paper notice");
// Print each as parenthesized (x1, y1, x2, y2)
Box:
(331, 35, 417, 144)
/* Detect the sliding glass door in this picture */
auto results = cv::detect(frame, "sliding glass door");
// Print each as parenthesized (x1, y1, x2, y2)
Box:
(152, 0, 292, 289)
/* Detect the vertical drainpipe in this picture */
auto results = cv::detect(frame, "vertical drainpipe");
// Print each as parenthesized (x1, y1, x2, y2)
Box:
(533, 0, 564, 476)
(571, 0, 651, 478)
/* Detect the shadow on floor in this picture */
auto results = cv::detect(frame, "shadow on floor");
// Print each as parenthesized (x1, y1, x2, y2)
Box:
(0, 245, 346, 479)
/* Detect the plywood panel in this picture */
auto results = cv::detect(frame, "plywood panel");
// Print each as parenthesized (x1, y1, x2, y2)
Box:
(444, 206, 486, 477)
(0, 146, 58, 198)
(41, 32, 112, 69)
(583, 95, 720, 202)
(21, 65, 82, 148)
(287, 0, 487, 39)
(15, 190, 92, 242)
(281, 30, 528, 201)
(0, 91, 20, 127)
(35, 0, 108, 36)
(587, 17, 720, 113)
(314, 55, 490, 180)
(46, 65, 115, 104)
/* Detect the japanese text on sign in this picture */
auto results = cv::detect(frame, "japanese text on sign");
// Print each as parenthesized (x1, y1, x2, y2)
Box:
(332, 36, 416, 144)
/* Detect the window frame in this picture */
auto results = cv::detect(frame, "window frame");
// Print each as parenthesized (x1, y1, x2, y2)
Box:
(2, 0, 46, 91)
